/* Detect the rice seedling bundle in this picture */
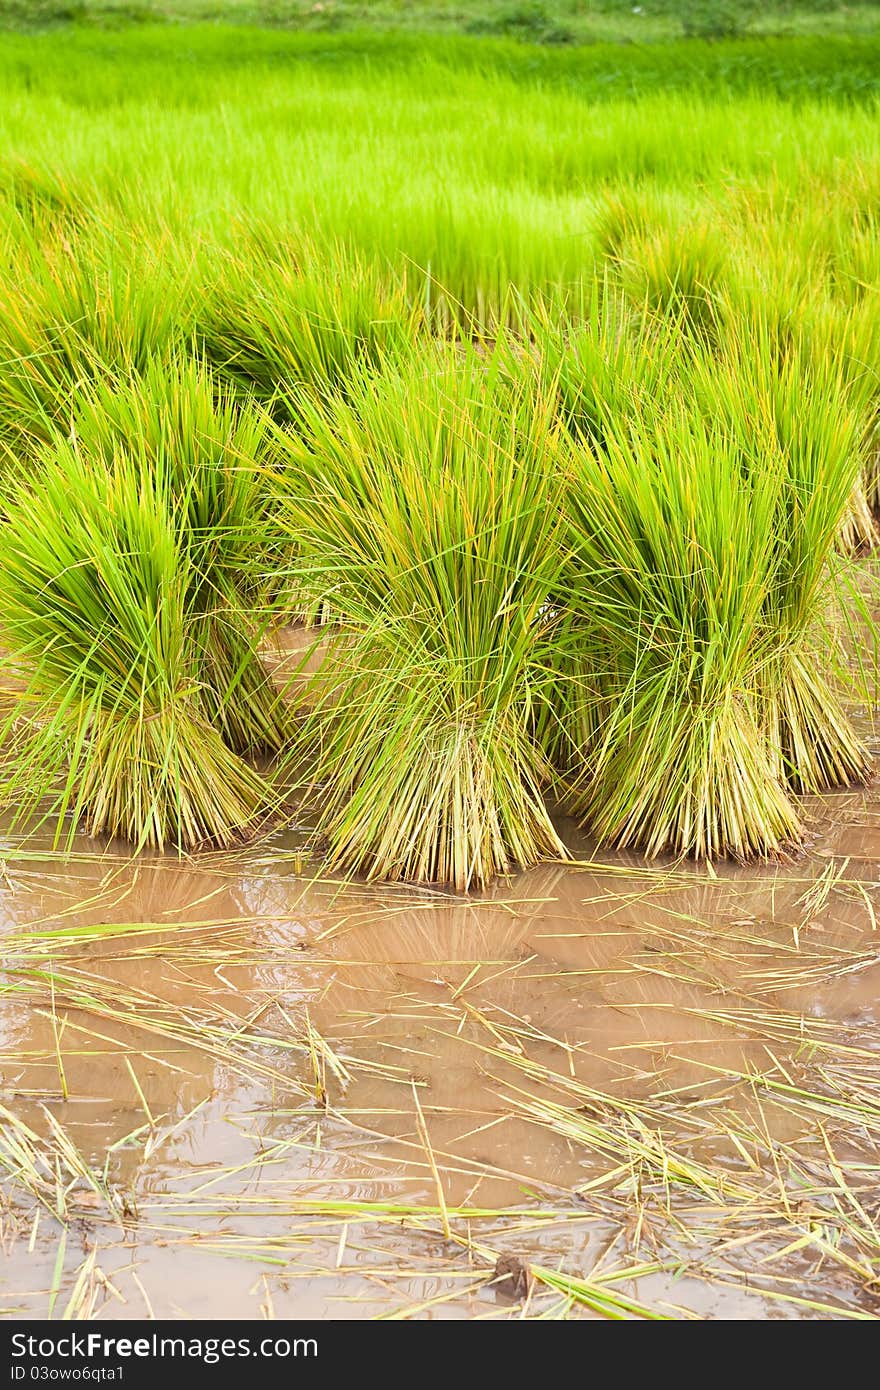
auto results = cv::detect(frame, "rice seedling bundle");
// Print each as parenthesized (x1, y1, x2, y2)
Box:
(541, 294, 870, 859)
(615, 222, 728, 335)
(799, 289, 880, 520)
(0, 369, 283, 850)
(525, 297, 689, 774)
(64, 354, 292, 754)
(530, 288, 684, 462)
(692, 306, 873, 794)
(0, 159, 86, 235)
(723, 207, 880, 547)
(277, 347, 569, 890)
(197, 232, 422, 417)
(558, 395, 801, 859)
(0, 219, 187, 463)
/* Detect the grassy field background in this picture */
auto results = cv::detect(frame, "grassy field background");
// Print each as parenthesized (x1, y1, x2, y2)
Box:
(0, 24, 876, 299)
(2, 0, 880, 45)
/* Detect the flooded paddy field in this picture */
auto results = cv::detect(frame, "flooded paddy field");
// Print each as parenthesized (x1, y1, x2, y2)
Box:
(0, 17, 879, 1326)
(3, 768, 880, 1320)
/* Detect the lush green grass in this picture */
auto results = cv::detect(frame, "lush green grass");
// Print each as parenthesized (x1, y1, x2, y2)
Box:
(1, 24, 879, 104)
(2, 0, 879, 48)
(0, 28, 877, 331)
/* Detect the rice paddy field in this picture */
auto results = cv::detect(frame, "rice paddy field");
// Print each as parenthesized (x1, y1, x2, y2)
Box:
(2, 9, 880, 1323)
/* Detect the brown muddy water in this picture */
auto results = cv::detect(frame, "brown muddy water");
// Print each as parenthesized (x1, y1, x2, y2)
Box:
(2, 766, 880, 1318)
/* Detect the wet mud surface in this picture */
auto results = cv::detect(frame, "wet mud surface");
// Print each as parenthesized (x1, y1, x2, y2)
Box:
(2, 774, 880, 1319)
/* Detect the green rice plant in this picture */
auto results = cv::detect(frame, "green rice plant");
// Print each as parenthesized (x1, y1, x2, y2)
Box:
(828, 213, 880, 309)
(718, 230, 880, 549)
(0, 220, 190, 463)
(65, 354, 293, 754)
(196, 231, 422, 417)
(614, 218, 728, 334)
(0, 442, 275, 850)
(549, 290, 871, 848)
(525, 292, 690, 771)
(591, 188, 729, 335)
(556, 393, 802, 860)
(277, 345, 569, 890)
(691, 304, 872, 794)
(0, 158, 85, 233)
(528, 284, 685, 455)
(791, 294, 879, 548)
(814, 291, 880, 517)
(592, 187, 699, 261)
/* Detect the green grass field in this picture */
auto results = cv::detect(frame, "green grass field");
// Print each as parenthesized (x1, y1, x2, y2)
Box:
(3, 0, 880, 45)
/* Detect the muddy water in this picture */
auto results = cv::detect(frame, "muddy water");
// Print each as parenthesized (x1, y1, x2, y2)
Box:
(2, 778, 880, 1319)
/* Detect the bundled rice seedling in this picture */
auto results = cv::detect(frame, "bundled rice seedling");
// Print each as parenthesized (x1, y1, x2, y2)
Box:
(64, 353, 293, 754)
(689, 305, 873, 794)
(277, 346, 569, 890)
(806, 291, 880, 520)
(0, 432, 276, 851)
(723, 209, 880, 548)
(0, 219, 189, 463)
(0, 158, 86, 234)
(593, 192, 728, 333)
(555, 394, 802, 859)
(611, 219, 727, 336)
(197, 231, 422, 417)
(617, 221, 727, 334)
(526, 295, 686, 772)
(537, 287, 871, 858)
(528, 285, 684, 455)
